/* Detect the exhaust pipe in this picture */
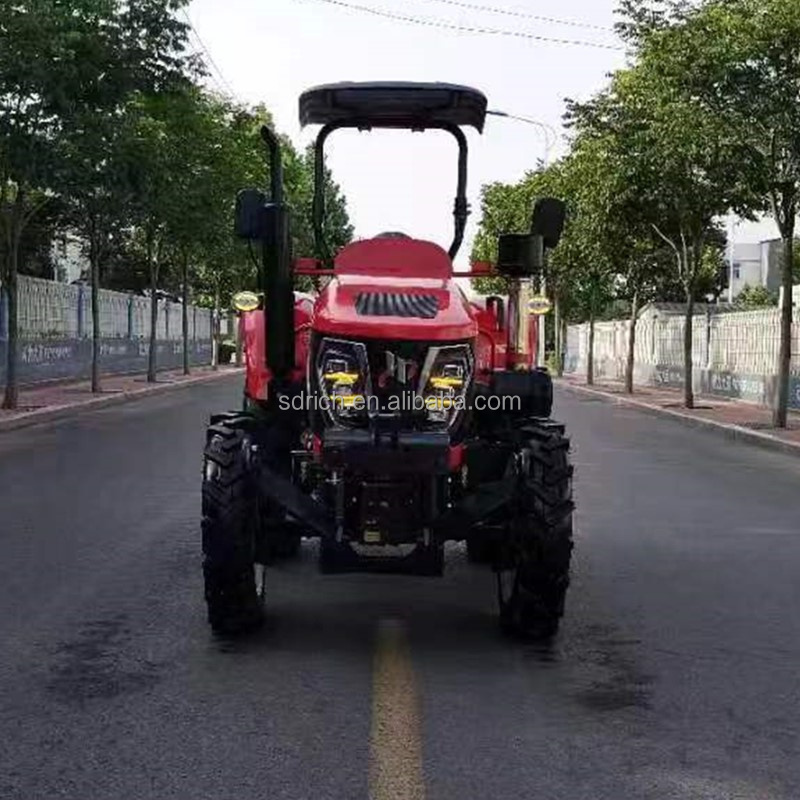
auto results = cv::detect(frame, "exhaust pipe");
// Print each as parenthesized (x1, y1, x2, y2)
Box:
(260, 126, 295, 384)
(506, 276, 535, 370)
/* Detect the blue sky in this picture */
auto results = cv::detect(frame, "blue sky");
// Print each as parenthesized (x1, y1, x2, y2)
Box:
(187, 0, 777, 264)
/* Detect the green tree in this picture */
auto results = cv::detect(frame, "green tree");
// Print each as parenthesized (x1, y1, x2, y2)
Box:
(0, 0, 197, 405)
(569, 50, 748, 407)
(643, 0, 800, 425)
(57, 0, 196, 391)
(0, 0, 72, 407)
(735, 285, 777, 310)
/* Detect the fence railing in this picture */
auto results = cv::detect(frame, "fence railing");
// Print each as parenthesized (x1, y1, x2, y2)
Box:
(565, 306, 800, 410)
(0, 275, 216, 386)
(0, 275, 213, 342)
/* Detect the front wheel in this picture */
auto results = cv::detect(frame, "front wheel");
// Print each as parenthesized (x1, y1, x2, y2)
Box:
(497, 422, 574, 640)
(202, 417, 264, 635)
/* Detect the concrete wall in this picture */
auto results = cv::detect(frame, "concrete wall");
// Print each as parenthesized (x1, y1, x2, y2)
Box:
(0, 339, 213, 386)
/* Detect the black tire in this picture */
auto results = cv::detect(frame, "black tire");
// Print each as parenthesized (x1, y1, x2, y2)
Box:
(202, 416, 264, 635)
(498, 421, 574, 640)
(466, 535, 495, 564)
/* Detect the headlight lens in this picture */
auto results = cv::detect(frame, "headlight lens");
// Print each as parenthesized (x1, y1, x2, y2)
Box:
(418, 345, 473, 427)
(315, 338, 370, 423)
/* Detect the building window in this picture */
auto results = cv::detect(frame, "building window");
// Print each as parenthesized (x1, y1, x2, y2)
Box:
(733, 263, 741, 280)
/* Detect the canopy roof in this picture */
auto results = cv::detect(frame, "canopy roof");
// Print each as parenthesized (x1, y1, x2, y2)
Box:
(299, 82, 487, 132)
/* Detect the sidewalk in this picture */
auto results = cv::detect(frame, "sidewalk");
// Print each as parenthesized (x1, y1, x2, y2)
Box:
(557, 374, 800, 457)
(0, 366, 243, 432)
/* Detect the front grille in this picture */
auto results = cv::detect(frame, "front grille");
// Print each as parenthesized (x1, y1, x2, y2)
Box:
(355, 292, 439, 319)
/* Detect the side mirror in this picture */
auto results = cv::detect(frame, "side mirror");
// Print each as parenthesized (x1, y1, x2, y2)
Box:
(234, 189, 267, 239)
(496, 233, 544, 277)
(531, 197, 566, 250)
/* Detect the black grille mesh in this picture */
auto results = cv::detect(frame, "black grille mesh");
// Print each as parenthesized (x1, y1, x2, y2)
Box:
(355, 292, 439, 320)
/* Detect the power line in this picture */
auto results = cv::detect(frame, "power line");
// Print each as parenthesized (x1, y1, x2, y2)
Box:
(423, 0, 614, 34)
(180, 9, 237, 97)
(300, 0, 623, 50)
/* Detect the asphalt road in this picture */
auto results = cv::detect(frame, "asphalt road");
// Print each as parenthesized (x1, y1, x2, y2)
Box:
(1, 377, 799, 800)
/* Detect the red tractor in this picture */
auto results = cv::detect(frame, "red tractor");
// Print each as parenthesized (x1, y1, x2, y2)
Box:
(202, 82, 574, 639)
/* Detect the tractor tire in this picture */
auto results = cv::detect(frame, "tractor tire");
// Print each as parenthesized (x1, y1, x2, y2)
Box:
(497, 422, 574, 640)
(466, 535, 495, 564)
(202, 416, 264, 636)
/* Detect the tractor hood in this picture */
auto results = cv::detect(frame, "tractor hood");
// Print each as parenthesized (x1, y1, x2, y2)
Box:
(313, 275, 477, 341)
(312, 238, 479, 342)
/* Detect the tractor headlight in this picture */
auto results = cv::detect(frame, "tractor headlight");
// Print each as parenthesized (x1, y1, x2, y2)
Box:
(418, 345, 473, 427)
(315, 338, 371, 423)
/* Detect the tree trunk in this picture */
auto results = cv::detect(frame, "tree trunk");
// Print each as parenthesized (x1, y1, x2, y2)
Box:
(587, 307, 596, 386)
(211, 283, 220, 371)
(683, 289, 695, 409)
(182, 255, 190, 376)
(1, 253, 19, 410)
(90, 237, 101, 394)
(235, 316, 243, 367)
(625, 290, 639, 394)
(773, 230, 795, 428)
(147, 265, 158, 383)
(553, 294, 563, 377)
(1, 196, 23, 410)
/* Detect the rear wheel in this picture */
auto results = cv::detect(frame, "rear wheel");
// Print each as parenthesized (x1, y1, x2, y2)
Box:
(497, 422, 574, 640)
(202, 416, 264, 635)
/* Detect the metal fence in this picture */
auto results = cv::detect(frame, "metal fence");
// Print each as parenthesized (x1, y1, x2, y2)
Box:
(7, 275, 213, 341)
(0, 275, 215, 386)
(565, 305, 800, 410)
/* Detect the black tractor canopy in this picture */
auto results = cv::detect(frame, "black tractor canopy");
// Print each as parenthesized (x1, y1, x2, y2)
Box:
(299, 81, 487, 132)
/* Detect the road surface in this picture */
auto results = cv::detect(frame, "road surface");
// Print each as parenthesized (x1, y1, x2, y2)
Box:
(1, 377, 798, 799)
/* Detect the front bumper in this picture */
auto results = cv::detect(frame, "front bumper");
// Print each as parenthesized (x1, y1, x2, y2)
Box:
(321, 428, 452, 475)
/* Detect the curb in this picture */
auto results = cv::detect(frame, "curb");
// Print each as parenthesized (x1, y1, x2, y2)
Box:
(556, 379, 800, 460)
(0, 368, 243, 433)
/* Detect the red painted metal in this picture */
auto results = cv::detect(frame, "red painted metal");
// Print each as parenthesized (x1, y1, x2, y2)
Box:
(335, 238, 452, 278)
(448, 443, 465, 471)
(241, 236, 534, 401)
(313, 274, 477, 341)
(242, 295, 314, 400)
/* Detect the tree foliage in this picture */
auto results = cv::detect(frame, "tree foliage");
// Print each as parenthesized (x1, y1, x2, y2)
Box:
(0, 0, 353, 402)
(471, 0, 800, 412)
(735, 285, 777, 310)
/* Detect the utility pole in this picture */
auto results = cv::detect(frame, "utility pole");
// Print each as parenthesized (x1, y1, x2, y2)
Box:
(487, 109, 558, 367)
(727, 215, 739, 305)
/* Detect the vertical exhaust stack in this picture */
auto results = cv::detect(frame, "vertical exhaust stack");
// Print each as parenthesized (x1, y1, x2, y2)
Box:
(233, 127, 296, 389)
(259, 126, 295, 385)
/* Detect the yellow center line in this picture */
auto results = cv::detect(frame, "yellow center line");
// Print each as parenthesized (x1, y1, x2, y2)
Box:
(369, 618, 426, 800)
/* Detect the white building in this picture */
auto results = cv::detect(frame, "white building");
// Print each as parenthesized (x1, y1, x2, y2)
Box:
(50, 231, 88, 284)
(729, 238, 788, 300)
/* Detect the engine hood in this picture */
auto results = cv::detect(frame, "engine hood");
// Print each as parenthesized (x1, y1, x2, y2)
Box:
(313, 274, 478, 341)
